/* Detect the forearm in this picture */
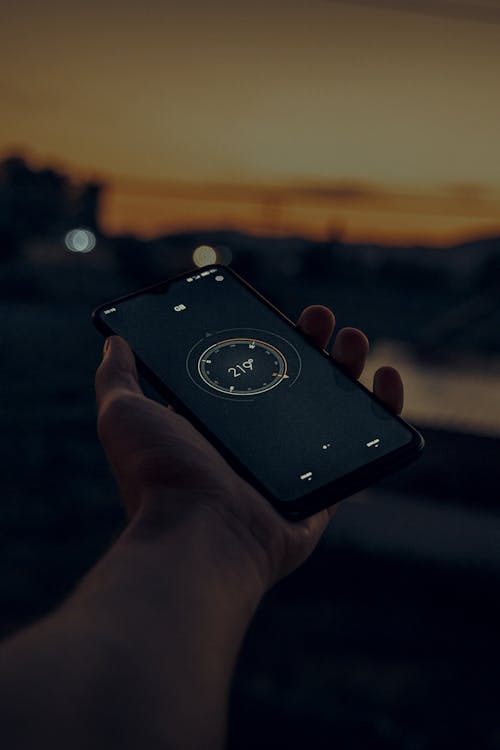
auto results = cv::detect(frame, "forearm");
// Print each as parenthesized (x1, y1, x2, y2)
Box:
(0, 496, 265, 749)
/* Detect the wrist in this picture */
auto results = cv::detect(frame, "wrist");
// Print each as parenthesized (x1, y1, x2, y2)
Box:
(127, 490, 267, 610)
(75, 492, 266, 634)
(131, 486, 275, 594)
(58, 493, 266, 748)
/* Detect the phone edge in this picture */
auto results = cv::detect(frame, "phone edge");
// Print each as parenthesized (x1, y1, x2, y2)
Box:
(91, 264, 425, 521)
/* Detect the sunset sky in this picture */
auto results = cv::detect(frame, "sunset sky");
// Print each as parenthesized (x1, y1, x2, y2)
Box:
(2, 0, 500, 243)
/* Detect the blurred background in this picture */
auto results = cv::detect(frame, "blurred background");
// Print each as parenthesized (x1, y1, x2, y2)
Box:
(1, 1, 500, 747)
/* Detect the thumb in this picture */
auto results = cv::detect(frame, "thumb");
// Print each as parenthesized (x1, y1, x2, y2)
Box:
(95, 335, 143, 410)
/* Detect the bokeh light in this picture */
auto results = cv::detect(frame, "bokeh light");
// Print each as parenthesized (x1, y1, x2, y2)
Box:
(64, 228, 96, 253)
(193, 245, 217, 267)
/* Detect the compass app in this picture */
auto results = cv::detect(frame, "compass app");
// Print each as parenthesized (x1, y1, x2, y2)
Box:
(188, 328, 301, 397)
(99, 267, 413, 503)
(196, 337, 288, 396)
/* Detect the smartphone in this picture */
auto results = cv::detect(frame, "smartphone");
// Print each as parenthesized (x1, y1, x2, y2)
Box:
(92, 264, 424, 520)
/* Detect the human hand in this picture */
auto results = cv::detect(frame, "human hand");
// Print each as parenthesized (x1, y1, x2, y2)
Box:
(95, 305, 403, 592)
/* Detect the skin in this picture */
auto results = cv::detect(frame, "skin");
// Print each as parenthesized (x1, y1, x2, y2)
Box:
(0, 305, 403, 749)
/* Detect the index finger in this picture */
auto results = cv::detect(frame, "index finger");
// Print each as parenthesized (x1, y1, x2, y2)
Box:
(296, 305, 336, 349)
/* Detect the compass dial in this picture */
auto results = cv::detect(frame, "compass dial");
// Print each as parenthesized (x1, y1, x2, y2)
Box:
(186, 328, 302, 399)
(198, 338, 288, 395)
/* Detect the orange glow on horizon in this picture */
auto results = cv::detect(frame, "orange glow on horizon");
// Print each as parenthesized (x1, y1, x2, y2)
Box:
(99, 179, 500, 247)
(3, 148, 500, 247)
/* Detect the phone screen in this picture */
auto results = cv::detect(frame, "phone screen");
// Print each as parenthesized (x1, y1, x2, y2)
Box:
(96, 266, 415, 505)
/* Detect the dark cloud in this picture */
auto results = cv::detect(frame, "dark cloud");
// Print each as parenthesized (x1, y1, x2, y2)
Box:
(284, 182, 381, 203)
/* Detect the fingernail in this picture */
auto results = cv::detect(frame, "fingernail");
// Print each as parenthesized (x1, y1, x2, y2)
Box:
(103, 338, 111, 355)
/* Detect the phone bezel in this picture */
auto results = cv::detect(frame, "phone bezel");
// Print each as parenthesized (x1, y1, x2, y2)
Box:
(91, 264, 424, 521)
